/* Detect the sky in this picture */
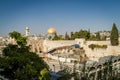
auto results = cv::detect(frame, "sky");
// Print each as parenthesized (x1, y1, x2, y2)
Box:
(0, 0, 120, 36)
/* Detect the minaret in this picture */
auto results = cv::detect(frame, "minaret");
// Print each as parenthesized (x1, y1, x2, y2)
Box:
(25, 27, 30, 36)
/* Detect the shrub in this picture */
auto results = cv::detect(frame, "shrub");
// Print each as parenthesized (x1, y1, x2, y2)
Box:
(88, 44, 107, 50)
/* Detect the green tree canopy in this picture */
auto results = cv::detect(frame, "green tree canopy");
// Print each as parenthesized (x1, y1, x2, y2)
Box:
(9, 31, 27, 47)
(9, 31, 21, 40)
(52, 33, 59, 40)
(96, 32, 101, 40)
(110, 23, 119, 46)
(0, 31, 50, 80)
(16, 36, 27, 47)
(79, 30, 90, 40)
(70, 30, 90, 40)
(39, 68, 51, 80)
(52, 33, 63, 40)
(70, 32, 74, 40)
(65, 32, 70, 40)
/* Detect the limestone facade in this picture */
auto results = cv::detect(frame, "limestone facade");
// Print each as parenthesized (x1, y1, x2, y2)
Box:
(3, 36, 120, 61)
(43, 38, 120, 61)
(43, 40, 76, 52)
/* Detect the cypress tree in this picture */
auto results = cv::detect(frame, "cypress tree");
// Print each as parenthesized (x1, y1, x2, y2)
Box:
(110, 23, 119, 46)
(96, 32, 101, 40)
(65, 32, 70, 40)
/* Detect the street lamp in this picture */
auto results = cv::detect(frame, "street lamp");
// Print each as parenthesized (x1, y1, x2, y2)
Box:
(53, 64, 55, 72)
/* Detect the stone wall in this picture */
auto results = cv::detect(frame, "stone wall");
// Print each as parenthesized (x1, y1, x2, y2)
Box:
(27, 37, 44, 53)
(84, 44, 120, 61)
(43, 39, 120, 61)
(43, 40, 76, 52)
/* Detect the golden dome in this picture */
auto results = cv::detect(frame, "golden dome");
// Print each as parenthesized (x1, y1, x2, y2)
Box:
(47, 28, 56, 34)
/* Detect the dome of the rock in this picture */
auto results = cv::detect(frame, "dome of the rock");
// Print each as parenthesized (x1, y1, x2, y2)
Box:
(47, 28, 56, 34)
